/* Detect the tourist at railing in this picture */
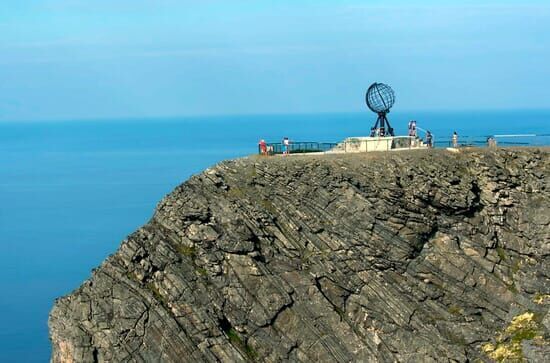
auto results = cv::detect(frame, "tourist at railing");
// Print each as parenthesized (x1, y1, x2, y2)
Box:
(452, 131, 459, 148)
(408, 120, 417, 137)
(426, 131, 433, 148)
(487, 137, 498, 148)
(258, 139, 267, 156)
(282, 137, 290, 155)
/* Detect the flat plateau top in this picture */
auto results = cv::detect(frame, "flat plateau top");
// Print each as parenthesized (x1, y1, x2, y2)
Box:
(246, 146, 549, 165)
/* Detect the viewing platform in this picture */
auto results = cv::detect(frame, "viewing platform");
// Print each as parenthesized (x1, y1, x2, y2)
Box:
(259, 134, 550, 156)
(260, 136, 426, 155)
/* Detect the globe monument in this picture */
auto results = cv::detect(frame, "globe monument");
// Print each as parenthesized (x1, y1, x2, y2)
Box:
(366, 82, 396, 137)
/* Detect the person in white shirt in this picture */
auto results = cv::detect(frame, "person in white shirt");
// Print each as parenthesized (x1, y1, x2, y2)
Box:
(282, 137, 290, 155)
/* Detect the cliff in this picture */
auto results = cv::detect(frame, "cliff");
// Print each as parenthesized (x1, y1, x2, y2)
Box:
(49, 148, 550, 362)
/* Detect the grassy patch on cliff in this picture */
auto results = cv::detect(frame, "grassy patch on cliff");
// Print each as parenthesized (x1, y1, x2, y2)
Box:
(226, 328, 258, 361)
(147, 282, 169, 307)
(219, 317, 259, 361)
(227, 186, 246, 199)
(448, 305, 463, 316)
(176, 244, 196, 258)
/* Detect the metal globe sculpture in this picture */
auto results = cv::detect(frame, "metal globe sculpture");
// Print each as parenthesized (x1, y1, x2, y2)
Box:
(366, 83, 395, 113)
(366, 82, 395, 137)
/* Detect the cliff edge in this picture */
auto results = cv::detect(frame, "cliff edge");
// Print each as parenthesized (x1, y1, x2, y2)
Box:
(49, 148, 550, 362)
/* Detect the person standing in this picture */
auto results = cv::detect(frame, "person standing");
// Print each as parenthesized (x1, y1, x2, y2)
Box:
(426, 131, 433, 148)
(258, 139, 267, 155)
(452, 131, 458, 148)
(408, 120, 417, 137)
(282, 137, 290, 155)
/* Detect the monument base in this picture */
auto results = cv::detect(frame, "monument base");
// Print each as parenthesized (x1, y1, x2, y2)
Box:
(330, 136, 427, 153)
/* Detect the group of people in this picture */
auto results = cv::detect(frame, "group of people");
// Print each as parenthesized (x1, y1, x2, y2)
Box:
(370, 126, 394, 137)
(258, 137, 290, 156)
(423, 129, 458, 148)
(409, 120, 434, 147)
(408, 120, 460, 148)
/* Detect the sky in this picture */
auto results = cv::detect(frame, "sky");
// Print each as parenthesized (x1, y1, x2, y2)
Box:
(1, 0, 549, 121)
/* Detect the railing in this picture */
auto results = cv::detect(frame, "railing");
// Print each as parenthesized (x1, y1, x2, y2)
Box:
(258, 134, 550, 155)
(260, 142, 338, 155)
(433, 134, 550, 148)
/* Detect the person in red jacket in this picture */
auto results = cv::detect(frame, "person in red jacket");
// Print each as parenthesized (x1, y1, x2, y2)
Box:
(258, 139, 267, 155)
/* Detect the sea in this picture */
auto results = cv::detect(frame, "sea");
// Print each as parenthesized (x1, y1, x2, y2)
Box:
(1, 110, 549, 362)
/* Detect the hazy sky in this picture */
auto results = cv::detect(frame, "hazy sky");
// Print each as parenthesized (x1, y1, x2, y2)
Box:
(1, 0, 549, 121)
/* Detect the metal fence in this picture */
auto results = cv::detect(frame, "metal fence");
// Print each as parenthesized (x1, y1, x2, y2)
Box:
(260, 142, 338, 155)
(433, 134, 550, 148)
(258, 134, 550, 155)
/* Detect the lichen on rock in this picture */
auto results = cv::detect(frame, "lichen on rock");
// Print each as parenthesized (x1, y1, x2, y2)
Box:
(482, 311, 547, 362)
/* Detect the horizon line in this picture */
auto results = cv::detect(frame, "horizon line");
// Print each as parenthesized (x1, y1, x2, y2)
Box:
(2, 107, 550, 124)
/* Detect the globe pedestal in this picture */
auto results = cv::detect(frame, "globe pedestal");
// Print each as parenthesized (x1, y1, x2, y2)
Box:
(370, 112, 395, 137)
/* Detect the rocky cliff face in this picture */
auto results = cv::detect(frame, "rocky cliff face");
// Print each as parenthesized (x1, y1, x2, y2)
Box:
(49, 148, 549, 362)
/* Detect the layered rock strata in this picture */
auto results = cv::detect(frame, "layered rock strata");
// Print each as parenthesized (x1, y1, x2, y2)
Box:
(49, 148, 550, 362)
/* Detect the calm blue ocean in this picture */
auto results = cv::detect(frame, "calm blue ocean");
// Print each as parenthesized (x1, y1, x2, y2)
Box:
(0, 111, 549, 362)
